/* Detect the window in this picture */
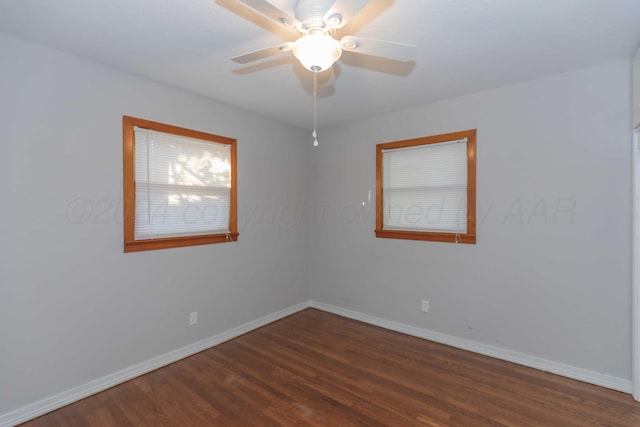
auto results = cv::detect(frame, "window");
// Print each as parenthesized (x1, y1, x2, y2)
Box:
(123, 116, 237, 252)
(375, 129, 476, 244)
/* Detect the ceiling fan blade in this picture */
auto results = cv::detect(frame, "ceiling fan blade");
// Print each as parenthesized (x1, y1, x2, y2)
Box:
(237, 0, 301, 29)
(231, 42, 294, 64)
(340, 36, 416, 62)
(324, 0, 371, 29)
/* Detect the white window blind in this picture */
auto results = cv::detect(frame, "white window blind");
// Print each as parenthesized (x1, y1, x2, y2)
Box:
(134, 128, 231, 240)
(382, 139, 468, 233)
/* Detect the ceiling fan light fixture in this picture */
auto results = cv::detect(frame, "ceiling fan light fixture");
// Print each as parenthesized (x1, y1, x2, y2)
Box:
(292, 30, 342, 72)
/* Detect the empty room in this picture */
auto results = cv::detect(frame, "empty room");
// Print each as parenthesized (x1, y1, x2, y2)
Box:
(2, 0, 640, 425)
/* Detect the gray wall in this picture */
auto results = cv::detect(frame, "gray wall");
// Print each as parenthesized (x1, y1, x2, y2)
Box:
(0, 34, 310, 413)
(0, 31, 634, 418)
(308, 60, 633, 380)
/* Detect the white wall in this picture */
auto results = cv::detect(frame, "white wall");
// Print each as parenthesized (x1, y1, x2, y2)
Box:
(0, 34, 310, 414)
(634, 45, 640, 128)
(308, 60, 633, 381)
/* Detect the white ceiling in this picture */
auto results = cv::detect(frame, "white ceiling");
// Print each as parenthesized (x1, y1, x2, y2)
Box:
(1, 0, 639, 130)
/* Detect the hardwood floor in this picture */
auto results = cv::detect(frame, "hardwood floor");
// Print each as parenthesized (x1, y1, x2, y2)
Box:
(20, 308, 640, 426)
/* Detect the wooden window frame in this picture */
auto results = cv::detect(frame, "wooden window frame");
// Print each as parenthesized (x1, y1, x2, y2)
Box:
(375, 129, 476, 244)
(123, 116, 238, 252)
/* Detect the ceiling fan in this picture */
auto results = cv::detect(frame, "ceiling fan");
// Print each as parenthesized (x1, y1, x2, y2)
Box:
(231, 0, 417, 73)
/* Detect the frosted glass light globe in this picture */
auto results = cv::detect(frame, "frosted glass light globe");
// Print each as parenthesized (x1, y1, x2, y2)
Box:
(293, 31, 342, 72)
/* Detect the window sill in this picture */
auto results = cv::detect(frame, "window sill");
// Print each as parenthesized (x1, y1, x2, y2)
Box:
(375, 229, 475, 244)
(124, 233, 239, 253)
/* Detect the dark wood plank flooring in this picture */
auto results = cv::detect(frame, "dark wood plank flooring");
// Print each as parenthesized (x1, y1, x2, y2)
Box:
(20, 308, 640, 426)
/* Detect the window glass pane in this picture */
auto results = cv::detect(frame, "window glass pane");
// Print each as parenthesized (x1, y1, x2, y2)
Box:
(383, 140, 467, 233)
(134, 129, 231, 239)
(384, 187, 467, 232)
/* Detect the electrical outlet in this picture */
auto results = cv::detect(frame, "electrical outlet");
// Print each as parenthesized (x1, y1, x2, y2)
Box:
(189, 312, 198, 326)
(421, 300, 429, 313)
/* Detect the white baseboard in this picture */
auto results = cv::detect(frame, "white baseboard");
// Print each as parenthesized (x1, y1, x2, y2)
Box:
(2, 300, 632, 426)
(309, 301, 632, 394)
(0, 301, 310, 427)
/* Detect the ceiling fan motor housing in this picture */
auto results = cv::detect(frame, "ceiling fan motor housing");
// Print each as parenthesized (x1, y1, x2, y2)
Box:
(295, 0, 336, 30)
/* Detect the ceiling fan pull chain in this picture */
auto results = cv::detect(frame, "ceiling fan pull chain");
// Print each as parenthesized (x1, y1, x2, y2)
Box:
(312, 67, 319, 147)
